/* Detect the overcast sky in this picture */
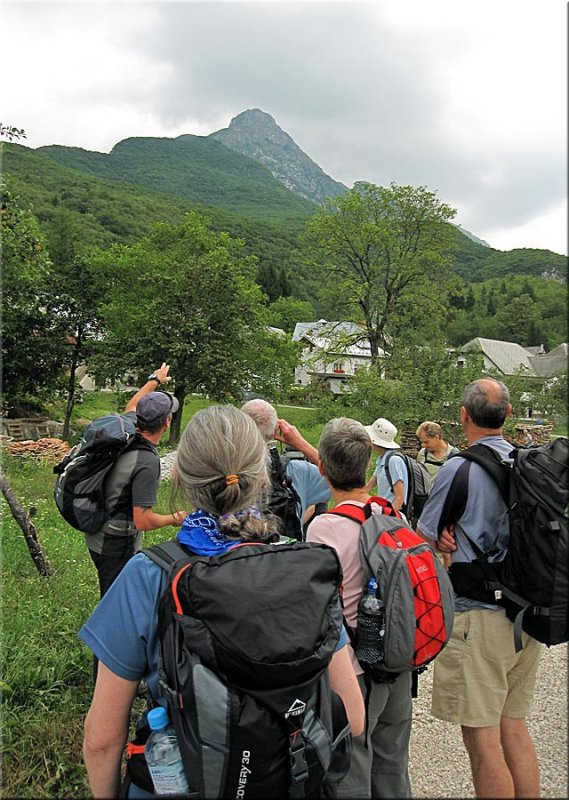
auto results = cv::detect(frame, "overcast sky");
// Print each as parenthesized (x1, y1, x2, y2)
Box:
(2, 0, 567, 254)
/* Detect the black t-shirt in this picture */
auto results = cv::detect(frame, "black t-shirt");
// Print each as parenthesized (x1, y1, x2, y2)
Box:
(85, 428, 159, 556)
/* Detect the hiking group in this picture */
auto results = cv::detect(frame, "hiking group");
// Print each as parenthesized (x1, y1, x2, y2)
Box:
(62, 365, 568, 799)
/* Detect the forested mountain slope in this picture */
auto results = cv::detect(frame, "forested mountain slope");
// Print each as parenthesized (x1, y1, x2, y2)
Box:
(3, 144, 305, 298)
(4, 129, 567, 301)
(36, 134, 316, 225)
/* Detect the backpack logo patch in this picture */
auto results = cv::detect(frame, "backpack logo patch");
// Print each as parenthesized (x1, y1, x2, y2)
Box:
(284, 699, 306, 718)
(237, 750, 252, 799)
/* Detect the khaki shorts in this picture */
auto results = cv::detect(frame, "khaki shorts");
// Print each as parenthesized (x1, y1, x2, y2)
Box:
(431, 608, 543, 727)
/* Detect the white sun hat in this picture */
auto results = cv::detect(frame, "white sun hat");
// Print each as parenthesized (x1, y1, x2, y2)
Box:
(364, 418, 400, 449)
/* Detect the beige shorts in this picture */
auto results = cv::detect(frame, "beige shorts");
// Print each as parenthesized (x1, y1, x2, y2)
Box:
(431, 608, 543, 727)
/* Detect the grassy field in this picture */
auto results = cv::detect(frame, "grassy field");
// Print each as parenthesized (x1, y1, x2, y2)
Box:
(1, 393, 323, 798)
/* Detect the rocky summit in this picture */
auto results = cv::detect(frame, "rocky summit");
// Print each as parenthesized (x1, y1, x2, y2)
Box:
(209, 108, 347, 205)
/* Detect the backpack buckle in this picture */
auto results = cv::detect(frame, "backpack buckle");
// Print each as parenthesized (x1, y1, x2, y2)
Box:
(289, 732, 309, 784)
(158, 676, 178, 705)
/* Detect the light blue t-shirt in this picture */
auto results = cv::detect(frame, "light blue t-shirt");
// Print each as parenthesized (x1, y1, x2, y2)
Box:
(286, 459, 331, 520)
(374, 450, 409, 505)
(417, 435, 513, 611)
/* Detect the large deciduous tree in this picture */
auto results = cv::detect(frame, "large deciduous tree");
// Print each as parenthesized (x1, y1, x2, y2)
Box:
(305, 182, 456, 365)
(92, 213, 297, 444)
(1, 186, 67, 415)
(46, 208, 104, 438)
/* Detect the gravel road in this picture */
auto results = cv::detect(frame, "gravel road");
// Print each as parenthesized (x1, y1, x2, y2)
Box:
(409, 644, 568, 798)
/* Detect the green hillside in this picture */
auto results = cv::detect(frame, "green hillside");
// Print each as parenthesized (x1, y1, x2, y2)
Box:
(37, 135, 316, 226)
(4, 139, 566, 301)
(3, 143, 190, 248)
(3, 143, 308, 298)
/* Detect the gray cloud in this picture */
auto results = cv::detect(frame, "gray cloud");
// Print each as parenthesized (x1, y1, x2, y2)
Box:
(4, 0, 566, 252)
(120, 2, 564, 247)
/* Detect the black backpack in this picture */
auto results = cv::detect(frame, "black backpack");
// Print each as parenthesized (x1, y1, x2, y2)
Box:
(439, 438, 569, 650)
(126, 540, 352, 799)
(53, 414, 138, 533)
(384, 451, 433, 528)
(266, 446, 304, 540)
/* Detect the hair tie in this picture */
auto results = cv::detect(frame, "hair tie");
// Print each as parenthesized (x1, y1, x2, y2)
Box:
(225, 474, 239, 487)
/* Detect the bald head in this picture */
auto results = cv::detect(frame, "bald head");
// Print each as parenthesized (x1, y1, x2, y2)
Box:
(462, 379, 511, 429)
(241, 398, 278, 443)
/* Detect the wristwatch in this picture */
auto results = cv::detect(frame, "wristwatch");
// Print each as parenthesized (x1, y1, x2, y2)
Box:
(147, 373, 161, 385)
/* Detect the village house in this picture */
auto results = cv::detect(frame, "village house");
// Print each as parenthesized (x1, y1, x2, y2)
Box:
(292, 319, 382, 393)
(459, 337, 568, 378)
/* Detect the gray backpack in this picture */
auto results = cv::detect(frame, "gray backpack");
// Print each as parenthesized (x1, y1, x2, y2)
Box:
(53, 414, 137, 533)
(330, 500, 455, 677)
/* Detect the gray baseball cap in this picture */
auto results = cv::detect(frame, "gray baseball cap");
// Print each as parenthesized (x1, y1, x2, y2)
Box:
(136, 391, 179, 428)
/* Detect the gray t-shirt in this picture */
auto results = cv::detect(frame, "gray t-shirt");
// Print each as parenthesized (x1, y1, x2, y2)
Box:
(418, 434, 513, 611)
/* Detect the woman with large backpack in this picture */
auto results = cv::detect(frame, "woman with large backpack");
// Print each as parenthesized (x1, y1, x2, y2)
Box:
(80, 405, 364, 799)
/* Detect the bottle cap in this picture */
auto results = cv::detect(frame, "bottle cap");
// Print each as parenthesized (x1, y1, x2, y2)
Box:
(148, 706, 170, 731)
(367, 577, 378, 592)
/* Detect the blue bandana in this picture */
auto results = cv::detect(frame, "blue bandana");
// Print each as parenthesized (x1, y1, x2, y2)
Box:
(176, 510, 241, 556)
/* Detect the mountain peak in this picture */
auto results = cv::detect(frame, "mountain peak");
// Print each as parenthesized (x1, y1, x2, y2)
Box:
(209, 109, 347, 205)
(229, 108, 278, 126)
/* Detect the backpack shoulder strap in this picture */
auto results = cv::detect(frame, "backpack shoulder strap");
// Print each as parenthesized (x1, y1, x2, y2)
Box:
(328, 502, 368, 524)
(437, 458, 472, 537)
(143, 540, 193, 572)
(329, 497, 401, 524)
(268, 446, 287, 485)
(457, 443, 511, 505)
(384, 450, 407, 490)
(436, 445, 511, 556)
(125, 433, 157, 455)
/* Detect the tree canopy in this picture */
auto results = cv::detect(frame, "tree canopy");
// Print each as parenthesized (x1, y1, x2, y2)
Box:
(445, 274, 568, 349)
(90, 213, 299, 443)
(304, 182, 457, 364)
(1, 188, 67, 415)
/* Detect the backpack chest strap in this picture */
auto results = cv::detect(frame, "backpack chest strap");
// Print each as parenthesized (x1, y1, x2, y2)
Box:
(329, 497, 401, 522)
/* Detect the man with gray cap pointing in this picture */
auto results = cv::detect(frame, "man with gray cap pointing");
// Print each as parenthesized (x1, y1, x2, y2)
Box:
(85, 363, 187, 599)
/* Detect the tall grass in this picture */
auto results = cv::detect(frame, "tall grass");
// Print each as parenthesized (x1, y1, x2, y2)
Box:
(1, 393, 324, 797)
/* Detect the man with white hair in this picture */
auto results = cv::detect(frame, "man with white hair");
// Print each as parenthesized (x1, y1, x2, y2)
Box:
(241, 399, 330, 536)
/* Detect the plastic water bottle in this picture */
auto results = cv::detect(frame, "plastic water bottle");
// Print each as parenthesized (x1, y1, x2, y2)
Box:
(145, 706, 189, 796)
(356, 577, 385, 665)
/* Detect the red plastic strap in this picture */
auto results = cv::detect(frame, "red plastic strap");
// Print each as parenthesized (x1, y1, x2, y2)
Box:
(330, 503, 367, 523)
(171, 563, 192, 616)
(126, 743, 145, 758)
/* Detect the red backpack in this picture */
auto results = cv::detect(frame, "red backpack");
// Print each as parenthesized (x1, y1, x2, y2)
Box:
(329, 497, 455, 677)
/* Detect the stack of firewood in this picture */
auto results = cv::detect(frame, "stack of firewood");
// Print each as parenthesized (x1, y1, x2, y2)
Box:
(509, 424, 554, 447)
(6, 438, 70, 464)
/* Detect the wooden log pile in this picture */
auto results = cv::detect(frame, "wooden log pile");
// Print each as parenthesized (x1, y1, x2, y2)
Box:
(509, 424, 554, 447)
(401, 421, 553, 456)
(5, 438, 71, 464)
